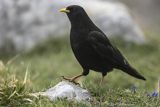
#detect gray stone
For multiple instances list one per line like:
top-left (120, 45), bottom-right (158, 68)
top-left (33, 81), bottom-right (91, 103)
top-left (0, 0), bottom-right (146, 52)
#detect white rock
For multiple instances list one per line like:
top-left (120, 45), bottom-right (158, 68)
top-left (0, 0), bottom-right (145, 52)
top-left (34, 81), bottom-right (91, 103)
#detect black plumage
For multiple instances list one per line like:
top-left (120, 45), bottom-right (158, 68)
top-left (60, 5), bottom-right (146, 82)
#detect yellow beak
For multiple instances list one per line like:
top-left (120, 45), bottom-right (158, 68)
top-left (59, 8), bottom-right (70, 13)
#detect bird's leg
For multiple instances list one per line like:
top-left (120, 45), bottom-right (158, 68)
top-left (100, 76), bottom-right (104, 85)
top-left (62, 69), bottom-right (89, 84)
top-left (100, 73), bottom-right (107, 85)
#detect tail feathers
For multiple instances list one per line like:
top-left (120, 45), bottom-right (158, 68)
top-left (121, 65), bottom-right (146, 81)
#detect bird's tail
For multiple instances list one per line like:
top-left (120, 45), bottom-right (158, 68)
top-left (120, 65), bottom-right (146, 81)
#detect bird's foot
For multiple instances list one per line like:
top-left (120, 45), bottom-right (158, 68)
top-left (61, 76), bottom-right (79, 85)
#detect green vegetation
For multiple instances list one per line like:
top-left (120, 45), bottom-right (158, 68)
top-left (0, 32), bottom-right (160, 107)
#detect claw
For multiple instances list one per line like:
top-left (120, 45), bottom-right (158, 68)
top-left (61, 76), bottom-right (78, 84)
top-left (61, 74), bottom-right (83, 85)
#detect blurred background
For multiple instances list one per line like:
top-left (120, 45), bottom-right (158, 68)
top-left (0, 0), bottom-right (159, 92)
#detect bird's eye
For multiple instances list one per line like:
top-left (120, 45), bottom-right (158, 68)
top-left (67, 7), bottom-right (74, 12)
top-left (68, 8), bottom-right (72, 12)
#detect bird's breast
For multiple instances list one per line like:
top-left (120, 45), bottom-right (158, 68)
top-left (70, 29), bottom-right (112, 72)
top-left (71, 38), bottom-right (104, 69)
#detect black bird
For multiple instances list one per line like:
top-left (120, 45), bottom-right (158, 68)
top-left (59, 5), bottom-right (146, 83)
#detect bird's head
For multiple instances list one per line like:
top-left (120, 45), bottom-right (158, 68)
top-left (59, 5), bottom-right (88, 24)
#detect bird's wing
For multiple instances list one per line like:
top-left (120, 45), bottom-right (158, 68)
top-left (87, 31), bottom-right (129, 67)
top-left (87, 31), bottom-right (146, 80)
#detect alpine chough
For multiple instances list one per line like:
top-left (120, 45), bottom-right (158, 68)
top-left (60, 5), bottom-right (146, 83)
